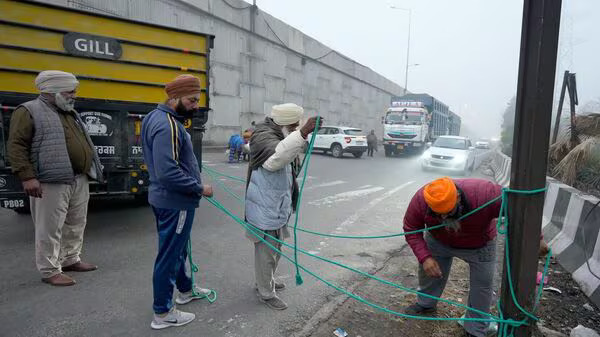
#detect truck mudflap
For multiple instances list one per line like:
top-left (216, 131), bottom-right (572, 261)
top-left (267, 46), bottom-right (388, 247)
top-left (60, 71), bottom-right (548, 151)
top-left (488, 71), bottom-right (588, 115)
top-left (0, 170), bottom-right (29, 211)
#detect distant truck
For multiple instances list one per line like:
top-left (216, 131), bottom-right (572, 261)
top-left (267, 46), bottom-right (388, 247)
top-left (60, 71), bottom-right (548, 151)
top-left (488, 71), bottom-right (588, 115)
top-left (0, 0), bottom-right (214, 212)
top-left (382, 93), bottom-right (460, 157)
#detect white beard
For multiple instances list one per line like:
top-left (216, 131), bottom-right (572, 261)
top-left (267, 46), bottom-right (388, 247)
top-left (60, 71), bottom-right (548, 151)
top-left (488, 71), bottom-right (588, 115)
top-left (282, 126), bottom-right (292, 137)
top-left (55, 93), bottom-right (75, 111)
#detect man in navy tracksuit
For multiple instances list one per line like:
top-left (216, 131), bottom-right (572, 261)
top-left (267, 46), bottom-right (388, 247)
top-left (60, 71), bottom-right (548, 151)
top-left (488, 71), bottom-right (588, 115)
top-left (142, 75), bottom-right (214, 330)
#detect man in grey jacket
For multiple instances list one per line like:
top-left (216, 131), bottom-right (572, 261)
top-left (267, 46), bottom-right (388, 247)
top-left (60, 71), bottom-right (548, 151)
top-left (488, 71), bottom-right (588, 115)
top-left (7, 70), bottom-right (103, 286)
top-left (245, 103), bottom-right (320, 310)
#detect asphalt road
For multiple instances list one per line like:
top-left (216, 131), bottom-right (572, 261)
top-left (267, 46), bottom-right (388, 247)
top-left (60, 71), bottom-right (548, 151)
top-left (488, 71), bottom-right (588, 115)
top-left (0, 148), bottom-right (492, 337)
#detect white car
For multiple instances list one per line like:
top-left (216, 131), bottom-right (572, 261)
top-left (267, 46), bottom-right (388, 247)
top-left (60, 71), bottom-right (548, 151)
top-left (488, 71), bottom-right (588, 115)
top-left (475, 141), bottom-right (491, 149)
top-left (421, 136), bottom-right (476, 175)
top-left (311, 126), bottom-right (368, 158)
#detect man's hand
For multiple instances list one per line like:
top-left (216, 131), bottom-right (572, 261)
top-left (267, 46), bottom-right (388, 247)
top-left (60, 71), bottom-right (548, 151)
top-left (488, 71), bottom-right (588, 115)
top-left (23, 178), bottom-right (42, 198)
top-left (202, 184), bottom-right (214, 198)
top-left (423, 257), bottom-right (443, 278)
top-left (539, 239), bottom-right (549, 257)
top-left (300, 116), bottom-right (323, 139)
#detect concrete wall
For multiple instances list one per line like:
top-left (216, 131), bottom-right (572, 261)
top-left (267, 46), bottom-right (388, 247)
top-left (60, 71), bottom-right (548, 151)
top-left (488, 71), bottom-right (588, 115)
top-left (45, 0), bottom-right (405, 145)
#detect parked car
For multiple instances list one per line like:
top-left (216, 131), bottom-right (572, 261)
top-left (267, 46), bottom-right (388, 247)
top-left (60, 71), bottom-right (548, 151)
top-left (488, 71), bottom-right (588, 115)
top-left (311, 126), bottom-right (368, 158)
top-left (421, 136), bottom-right (476, 175)
top-left (475, 141), bottom-right (491, 149)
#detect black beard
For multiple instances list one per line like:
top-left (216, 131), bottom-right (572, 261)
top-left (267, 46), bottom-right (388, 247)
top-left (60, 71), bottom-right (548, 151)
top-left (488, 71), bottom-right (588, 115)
top-left (175, 101), bottom-right (195, 117)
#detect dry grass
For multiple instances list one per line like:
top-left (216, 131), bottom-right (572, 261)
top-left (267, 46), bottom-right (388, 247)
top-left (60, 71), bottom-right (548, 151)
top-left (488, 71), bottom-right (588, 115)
top-left (550, 114), bottom-right (600, 194)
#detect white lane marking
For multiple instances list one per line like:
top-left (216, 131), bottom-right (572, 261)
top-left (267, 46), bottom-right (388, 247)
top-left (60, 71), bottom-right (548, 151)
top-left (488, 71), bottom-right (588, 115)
top-left (335, 181), bottom-right (414, 232)
top-left (358, 185), bottom-right (373, 189)
top-left (304, 180), bottom-right (347, 191)
top-left (308, 186), bottom-right (385, 206)
top-left (303, 182), bottom-right (414, 253)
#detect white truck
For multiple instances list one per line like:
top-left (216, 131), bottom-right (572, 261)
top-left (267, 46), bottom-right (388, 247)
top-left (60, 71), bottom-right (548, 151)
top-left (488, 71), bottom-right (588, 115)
top-left (382, 101), bottom-right (430, 156)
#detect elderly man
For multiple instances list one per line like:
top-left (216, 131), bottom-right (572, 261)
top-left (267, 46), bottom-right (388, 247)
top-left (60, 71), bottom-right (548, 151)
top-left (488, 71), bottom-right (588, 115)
top-left (142, 74), bottom-right (214, 330)
top-left (245, 103), bottom-right (321, 310)
top-left (7, 70), bottom-right (103, 286)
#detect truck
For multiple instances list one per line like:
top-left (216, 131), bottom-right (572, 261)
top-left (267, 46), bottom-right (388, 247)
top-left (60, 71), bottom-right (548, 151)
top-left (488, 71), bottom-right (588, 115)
top-left (382, 93), bottom-right (459, 157)
top-left (0, 0), bottom-right (214, 212)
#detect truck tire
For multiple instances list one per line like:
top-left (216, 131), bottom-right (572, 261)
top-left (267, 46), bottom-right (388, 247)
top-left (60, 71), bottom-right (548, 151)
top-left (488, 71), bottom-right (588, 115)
top-left (331, 144), bottom-right (343, 158)
top-left (14, 207), bottom-right (31, 215)
top-left (384, 147), bottom-right (392, 157)
top-left (134, 192), bottom-right (149, 205)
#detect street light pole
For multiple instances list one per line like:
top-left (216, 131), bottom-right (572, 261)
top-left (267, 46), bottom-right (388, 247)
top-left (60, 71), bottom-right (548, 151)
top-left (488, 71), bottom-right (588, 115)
top-left (404, 8), bottom-right (411, 95)
top-left (390, 6), bottom-right (412, 95)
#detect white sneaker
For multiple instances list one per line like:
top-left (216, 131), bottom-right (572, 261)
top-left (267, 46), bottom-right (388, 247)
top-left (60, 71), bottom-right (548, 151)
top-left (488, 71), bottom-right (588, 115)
top-left (175, 285), bottom-right (212, 305)
top-left (150, 307), bottom-right (195, 330)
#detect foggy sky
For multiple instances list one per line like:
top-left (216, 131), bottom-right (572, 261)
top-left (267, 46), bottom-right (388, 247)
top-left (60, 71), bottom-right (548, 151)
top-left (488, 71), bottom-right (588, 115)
top-left (246, 0), bottom-right (600, 140)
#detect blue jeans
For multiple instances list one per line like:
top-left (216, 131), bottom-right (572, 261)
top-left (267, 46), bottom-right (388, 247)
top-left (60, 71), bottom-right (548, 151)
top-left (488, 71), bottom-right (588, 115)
top-left (152, 207), bottom-right (195, 314)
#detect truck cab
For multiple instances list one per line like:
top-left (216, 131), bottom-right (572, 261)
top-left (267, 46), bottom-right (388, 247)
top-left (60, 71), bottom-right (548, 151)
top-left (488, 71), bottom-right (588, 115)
top-left (382, 102), bottom-right (430, 156)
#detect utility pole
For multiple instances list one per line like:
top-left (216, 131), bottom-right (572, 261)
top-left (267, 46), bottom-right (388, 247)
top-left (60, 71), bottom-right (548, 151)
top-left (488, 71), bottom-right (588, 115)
top-left (404, 8), bottom-right (411, 95)
top-left (499, 1), bottom-right (562, 337)
top-left (390, 6), bottom-right (412, 95)
top-left (552, 71), bottom-right (569, 144)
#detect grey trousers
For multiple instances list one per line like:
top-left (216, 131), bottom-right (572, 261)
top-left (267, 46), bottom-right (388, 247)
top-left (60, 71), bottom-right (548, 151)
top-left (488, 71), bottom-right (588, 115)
top-left (247, 226), bottom-right (290, 300)
top-left (254, 230), bottom-right (282, 300)
top-left (30, 175), bottom-right (90, 278)
top-left (417, 235), bottom-right (496, 337)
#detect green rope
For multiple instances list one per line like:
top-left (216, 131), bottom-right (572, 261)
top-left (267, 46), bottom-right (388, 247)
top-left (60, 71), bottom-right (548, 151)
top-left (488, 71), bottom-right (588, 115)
top-left (186, 239), bottom-right (217, 303)
top-left (205, 196), bottom-right (519, 325)
top-left (202, 165), bottom-right (246, 183)
top-left (201, 165), bottom-right (503, 240)
top-left (292, 117), bottom-right (321, 285)
top-left (197, 121), bottom-right (549, 335)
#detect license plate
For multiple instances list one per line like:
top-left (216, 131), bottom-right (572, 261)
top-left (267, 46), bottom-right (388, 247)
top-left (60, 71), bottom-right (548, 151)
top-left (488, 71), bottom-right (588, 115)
top-left (356, 141), bottom-right (364, 145)
top-left (397, 144), bottom-right (404, 150)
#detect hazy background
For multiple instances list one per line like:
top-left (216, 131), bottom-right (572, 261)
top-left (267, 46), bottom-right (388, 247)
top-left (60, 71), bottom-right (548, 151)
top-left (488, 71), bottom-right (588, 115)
top-left (245, 0), bottom-right (600, 140)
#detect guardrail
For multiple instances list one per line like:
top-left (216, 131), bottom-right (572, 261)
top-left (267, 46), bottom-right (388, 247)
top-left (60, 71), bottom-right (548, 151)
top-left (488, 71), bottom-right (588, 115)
top-left (489, 150), bottom-right (600, 306)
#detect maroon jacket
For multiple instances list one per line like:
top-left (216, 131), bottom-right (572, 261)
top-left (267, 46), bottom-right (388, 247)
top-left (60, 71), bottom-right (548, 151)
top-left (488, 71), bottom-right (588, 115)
top-left (403, 179), bottom-right (503, 264)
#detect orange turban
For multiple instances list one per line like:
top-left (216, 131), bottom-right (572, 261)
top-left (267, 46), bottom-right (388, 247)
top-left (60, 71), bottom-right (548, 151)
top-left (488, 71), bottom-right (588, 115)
top-left (165, 74), bottom-right (201, 99)
top-left (424, 177), bottom-right (458, 214)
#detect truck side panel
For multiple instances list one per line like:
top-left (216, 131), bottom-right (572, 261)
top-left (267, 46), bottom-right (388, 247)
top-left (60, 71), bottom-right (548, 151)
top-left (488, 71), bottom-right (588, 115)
top-left (0, 0), bottom-right (213, 211)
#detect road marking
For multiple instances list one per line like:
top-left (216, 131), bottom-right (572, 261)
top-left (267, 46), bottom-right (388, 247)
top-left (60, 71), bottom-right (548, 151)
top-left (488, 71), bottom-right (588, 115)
top-left (306, 181), bottom-right (414, 252)
top-left (358, 185), bottom-right (372, 189)
top-left (335, 181), bottom-right (414, 230)
top-left (304, 180), bottom-right (347, 191)
top-left (308, 186), bottom-right (385, 206)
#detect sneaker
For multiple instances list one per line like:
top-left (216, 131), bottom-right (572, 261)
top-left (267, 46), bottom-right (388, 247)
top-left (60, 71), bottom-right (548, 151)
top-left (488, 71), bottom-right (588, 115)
top-left (175, 285), bottom-right (212, 305)
top-left (150, 307), bottom-right (195, 330)
top-left (458, 314), bottom-right (497, 336)
top-left (404, 303), bottom-right (437, 315)
top-left (259, 296), bottom-right (288, 310)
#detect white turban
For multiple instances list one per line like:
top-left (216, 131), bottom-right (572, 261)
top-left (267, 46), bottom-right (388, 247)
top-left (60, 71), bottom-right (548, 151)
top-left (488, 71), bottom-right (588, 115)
top-left (271, 103), bottom-right (304, 126)
top-left (35, 70), bottom-right (79, 94)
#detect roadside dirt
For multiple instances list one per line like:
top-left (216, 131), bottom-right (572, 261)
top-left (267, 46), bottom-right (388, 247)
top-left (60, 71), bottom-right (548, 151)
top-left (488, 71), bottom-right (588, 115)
top-left (301, 238), bottom-right (599, 337)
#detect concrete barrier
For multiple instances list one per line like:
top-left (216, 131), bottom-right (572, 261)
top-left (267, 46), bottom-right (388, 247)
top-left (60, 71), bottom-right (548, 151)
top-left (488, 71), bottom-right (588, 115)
top-left (489, 150), bottom-right (600, 306)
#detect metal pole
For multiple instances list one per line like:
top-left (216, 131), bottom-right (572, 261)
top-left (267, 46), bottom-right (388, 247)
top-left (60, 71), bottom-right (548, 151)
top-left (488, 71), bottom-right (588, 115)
top-left (499, 1), bottom-right (562, 337)
top-left (404, 9), bottom-right (411, 95)
top-left (552, 71), bottom-right (569, 144)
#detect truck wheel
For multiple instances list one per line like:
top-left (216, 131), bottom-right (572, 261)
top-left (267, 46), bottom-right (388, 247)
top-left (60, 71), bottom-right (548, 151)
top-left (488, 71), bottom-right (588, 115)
top-left (134, 193), bottom-right (148, 205)
top-left (384, 147), bottom-right (392, 157)
top-left (331, 144), bottom-right (343, 158)
top-left (353, 152), bottom-right (363, 158)
top-left (14, 207), bottom-right (30, 215)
